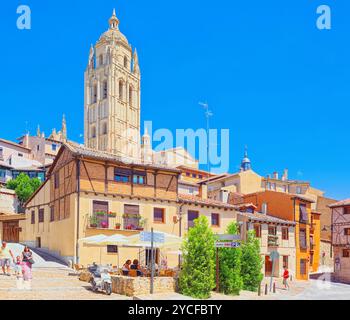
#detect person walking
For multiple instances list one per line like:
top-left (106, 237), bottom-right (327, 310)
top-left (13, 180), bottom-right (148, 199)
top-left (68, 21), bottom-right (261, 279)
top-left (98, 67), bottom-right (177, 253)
top-left (0, 241), bottom-right (14, 276)
top-left (21, 246), bottom-right (34, 285)
top-left (283, 266), bottom-right (290, 290)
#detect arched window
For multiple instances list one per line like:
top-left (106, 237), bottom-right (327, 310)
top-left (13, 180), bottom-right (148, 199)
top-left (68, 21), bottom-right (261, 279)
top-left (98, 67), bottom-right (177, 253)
top-left (102, 122), bottom-right (107, 135)
top-left (119, 80), bottom-right (124, 100)
top-left (91, 126), bottom-right (96, 138)
top-left (124, 56), bottom-right (128, 68)
top-left (92, 84), bottom-right (97, 103)
top-left (102, 81), bottom-right (108, 99)
top-left (129, 86), bottom-right (133, 106)
top-left (99, 54), bottom-right (103, 66)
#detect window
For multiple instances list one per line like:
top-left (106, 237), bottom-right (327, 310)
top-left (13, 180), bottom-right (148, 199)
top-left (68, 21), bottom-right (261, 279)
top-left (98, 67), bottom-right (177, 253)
top-left (102, 122), bottom-right (107, 135)
top-left (192, 174), bottom-right (197, 178)
top-left (54, 172), bottom-right (59, 189)
top-left (103, 81), bottom-right (108, 99)
top-left (344, 228), bottom-right (350, 236)
top-left (283, 185), bottom-right (287, 193)
top-left (343, 249), bottom-right (350, 258)
top-left (38, 209), bottom-right (44, 223)
top-left (282, 227), bottom-right (289, 240)
top-left (37, 145), bottom-right (40, 151)
top-left (129, 86), bottom-right (133, 106)
top-left (299, 203), bottom-right (308, 223)
top-left (254, 224), bottom-right (261, 238)
top-left (124, 56), bottom-right (128, 68)
top-left (154, 208), bottom-right (165, 223)
top-left (119, 81), bottom-right (124, 100)
top-left (18, 153), bottom-right (23, 157)
top-left (271, 183), bottom-right (276, 191)
top-left (99, 54), bottom-right (103, 66)
top-left (268, 226), bottom-right (277, 236)
top-left (344, 207), bottom-right (350, 215)
top-left (91, 126), bottom-right (96, 138)
top-left (300, 259), bottom-right (307, 275)
top-left (0, 147), bottom-right (3, 159)
top-left (92, 84), bottom-right (97, 103)
top-left (133, 175), bottom-right (145, 185)
top-left (52, 144), bottom-right (57, 151)
top-left (299, 228), bottom-right (307, 249)
top-left (262, 202), bottom-right (268, 214)
top-left (198, 175), bottom-right (203, 179)
top-left (107, 245), bottom-right (118, 253)
top-left (114, 168), bottom-right (131, 183)
top-left (31, 211), bottom-right (35, 224)
top-left (123, 205), bottom-right (140, 229)
top-left (283, 256), bottom-right (289, 268)
top-left (211, 213), bottom-right (220, 227)
top-left (186, 172), bottom-right (190, 177)
top-left (50, 207), bottom-right (55, 222)
top-left (188, 211), bottom-right (199, 229)
top-left (296, 186), bottom-right (302, 194)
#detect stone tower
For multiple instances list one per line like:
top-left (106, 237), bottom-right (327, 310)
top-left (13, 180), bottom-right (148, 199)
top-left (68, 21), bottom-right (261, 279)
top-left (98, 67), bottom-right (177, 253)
top-left (84, 9), bottom-right (141, 160)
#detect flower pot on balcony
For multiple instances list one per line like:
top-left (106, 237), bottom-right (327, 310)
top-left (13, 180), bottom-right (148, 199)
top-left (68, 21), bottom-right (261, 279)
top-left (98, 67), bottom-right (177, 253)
top-left (100, 221), bottom-right (108, 229)
top-left (115, 224), bottom-right (121, 230)
top-left (90, 223), bottom-right (97, 228)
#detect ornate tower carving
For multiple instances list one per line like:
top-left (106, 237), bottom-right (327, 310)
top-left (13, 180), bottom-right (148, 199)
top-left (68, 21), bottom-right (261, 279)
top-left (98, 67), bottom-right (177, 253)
top-left (84, 9), bottom-right (141, 160)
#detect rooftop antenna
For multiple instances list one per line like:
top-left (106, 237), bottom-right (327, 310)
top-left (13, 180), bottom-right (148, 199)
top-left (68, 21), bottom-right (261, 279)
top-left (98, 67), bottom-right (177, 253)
top-left (199, 102), bottom-right (213, 181)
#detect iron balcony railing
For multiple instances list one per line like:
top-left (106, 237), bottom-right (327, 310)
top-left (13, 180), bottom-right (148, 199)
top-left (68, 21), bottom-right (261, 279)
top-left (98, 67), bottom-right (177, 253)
top-left (88, 214), bottom-right (146, 231)
top-left (267, 235), bottom-right (279, 247)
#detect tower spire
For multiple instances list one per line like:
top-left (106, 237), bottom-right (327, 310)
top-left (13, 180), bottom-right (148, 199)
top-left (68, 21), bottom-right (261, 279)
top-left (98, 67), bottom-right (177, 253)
top-left (62, 114), bottom-right (67, 142)
top-left (109, 8), bottom-right (119, 30)
top-left (37, 125), bottom-right (41, 137)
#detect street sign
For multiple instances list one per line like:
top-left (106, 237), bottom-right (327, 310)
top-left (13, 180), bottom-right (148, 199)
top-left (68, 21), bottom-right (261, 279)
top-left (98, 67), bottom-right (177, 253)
top-left (140, 231), bottom-right (165, 243)
top-left (217, 234), bottom-right (241, 241)
top-left (215, 241), bottom-right (241, 248)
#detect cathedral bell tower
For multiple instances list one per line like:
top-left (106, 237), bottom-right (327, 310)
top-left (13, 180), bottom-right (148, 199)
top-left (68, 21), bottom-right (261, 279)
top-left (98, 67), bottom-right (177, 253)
top-left (84, 9), bottom-right (141, 160)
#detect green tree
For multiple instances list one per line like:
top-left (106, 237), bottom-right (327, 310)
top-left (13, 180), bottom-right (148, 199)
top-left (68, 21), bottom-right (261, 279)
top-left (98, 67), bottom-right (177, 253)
top-left (241, 230), bottom-right (264, 291)
top-left (179, 216), bottom-right (215, 299)
top-left (218, 222), bottom-right (243, 295)
top-left (6, 173), bottom-right (41, 206)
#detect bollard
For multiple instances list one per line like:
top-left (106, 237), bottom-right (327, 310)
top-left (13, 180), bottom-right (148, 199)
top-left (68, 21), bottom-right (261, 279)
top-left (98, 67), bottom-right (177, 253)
top-left (273, 282), bottom-right (276, 293)
top-left (265, 283), bottom-right (268, 295)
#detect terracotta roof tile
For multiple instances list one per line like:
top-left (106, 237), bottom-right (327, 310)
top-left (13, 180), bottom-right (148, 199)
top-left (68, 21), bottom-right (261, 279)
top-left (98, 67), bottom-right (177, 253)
top-left (178, 194), bottom-right (236, 209)
top-left (329, 199), bottom-right (350, 208)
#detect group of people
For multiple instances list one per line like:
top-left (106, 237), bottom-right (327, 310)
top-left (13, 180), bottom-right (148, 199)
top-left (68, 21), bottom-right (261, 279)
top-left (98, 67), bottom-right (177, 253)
top-left (0, 241), bottom-right (34, 282)
top-left (122, 259), bottom-right (162, 277)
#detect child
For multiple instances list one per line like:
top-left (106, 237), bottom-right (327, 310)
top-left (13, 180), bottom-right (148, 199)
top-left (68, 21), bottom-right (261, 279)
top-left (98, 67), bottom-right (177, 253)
top-left (14, 256), bottom-right (24, 289)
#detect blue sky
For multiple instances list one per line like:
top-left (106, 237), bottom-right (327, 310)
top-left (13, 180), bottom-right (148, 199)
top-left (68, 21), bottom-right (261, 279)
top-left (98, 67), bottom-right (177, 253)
top-left (0, 1), bottom-right (349, 200)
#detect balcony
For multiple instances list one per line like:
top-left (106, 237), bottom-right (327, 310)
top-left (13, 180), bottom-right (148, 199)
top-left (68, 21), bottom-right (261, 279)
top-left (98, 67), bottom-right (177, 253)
top-left (88, 212), bottom-right (147, 231)
top-left (267, 235), bottom-right (279, 247)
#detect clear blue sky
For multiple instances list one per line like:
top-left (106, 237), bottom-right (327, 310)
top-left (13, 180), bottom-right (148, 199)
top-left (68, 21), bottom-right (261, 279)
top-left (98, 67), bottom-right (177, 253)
top-left (0, 1), bottom-right (349, 200)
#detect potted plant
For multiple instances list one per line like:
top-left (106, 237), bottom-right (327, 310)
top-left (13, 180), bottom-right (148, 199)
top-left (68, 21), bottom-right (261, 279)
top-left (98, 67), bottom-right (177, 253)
top-left (138, 218), bottom-right (147, 231)
top-left (122, 214), bottom-right (129, 219)
top-left (108, 211), bottom-right (116, 218)
top-left (90, 216), bottom-right (98, 228)
top-left (115, 223), bottom-right (121, 230)
top-left (96, 211), bottom-right (106, 217)
top-left (101, 221), bottom-right (108, 229)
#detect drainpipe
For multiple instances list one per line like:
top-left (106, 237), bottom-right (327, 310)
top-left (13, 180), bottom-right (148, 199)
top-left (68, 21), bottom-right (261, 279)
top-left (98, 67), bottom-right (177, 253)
top-left (75, 158), bottom-right (81, 264)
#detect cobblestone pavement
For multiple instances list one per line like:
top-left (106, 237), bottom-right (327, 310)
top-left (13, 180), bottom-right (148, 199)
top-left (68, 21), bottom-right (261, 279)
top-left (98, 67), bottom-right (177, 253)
top-left (0, 267), bottom-right (131, 300)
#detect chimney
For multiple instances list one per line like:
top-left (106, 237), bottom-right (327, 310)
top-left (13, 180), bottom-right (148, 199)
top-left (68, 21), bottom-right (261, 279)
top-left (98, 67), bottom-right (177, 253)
top-left (199, 184), bottom-right (208, 200)
top-left (273, 172), bottom-right (279, 180)
top-left (282, 169), bottom-right (288, 181)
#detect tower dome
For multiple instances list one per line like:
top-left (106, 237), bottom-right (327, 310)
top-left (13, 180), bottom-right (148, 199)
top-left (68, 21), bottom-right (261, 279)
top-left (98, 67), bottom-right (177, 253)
top-left (240, 146), bottom-right (251, 172)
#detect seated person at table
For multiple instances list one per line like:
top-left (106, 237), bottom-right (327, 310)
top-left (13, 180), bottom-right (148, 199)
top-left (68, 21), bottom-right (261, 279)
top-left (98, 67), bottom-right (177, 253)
top-left (122, 260), bottom-right (131, 276)
top-left (130, 259), bottom-right (143, 277)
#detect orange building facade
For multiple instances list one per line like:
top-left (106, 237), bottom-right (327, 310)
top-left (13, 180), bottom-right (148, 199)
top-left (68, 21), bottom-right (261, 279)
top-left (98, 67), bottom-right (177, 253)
top-left (243, 191), bottom-right (320, 280)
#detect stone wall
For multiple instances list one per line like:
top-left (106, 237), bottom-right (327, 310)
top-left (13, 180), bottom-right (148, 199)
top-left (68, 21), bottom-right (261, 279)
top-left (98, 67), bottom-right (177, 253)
top-left (111, 276), bottom-right (176, 297)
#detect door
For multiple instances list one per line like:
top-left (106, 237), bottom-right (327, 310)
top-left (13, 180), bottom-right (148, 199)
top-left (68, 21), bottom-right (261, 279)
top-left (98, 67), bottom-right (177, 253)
top-left (3, 221), bottom-right (19, 243)
top-left (265, 255), bottom-right (273, 277)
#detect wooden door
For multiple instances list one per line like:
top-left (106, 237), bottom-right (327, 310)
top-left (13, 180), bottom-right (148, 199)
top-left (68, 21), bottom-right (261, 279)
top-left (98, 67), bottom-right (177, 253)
top-left (265, 255), bottom-right (273, 277)
top-left (3, 221), bottom-right (19, 243)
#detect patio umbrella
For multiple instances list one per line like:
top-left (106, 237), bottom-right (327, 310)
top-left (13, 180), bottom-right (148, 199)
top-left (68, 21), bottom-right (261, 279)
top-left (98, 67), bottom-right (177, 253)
top-left (85, 234), bottom-right (129, 267)
top-left (78, 234), bottom-right (109, 243)
top-left (125, 231), bottom-right (182, 248)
